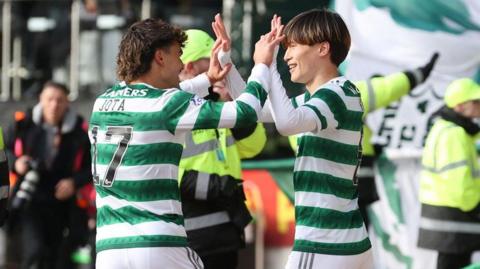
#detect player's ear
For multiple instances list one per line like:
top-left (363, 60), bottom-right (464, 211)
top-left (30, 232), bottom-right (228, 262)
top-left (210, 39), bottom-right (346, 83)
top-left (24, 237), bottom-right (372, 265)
top-left (153, 49), bottom-right (166, 66)
top-left (317, 41), bottom-right (330, 57)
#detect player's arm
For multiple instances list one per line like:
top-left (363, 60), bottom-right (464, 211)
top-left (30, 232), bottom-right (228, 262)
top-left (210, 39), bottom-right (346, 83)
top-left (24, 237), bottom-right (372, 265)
top-left (179, 73), bottom-right (211, 97)
top-left (217, 49), bottom-right (278, 122)
top-left (169, 63), bottom-right (270, 132)
top-left (169, 30), bottom-right (284, 132)
top-left (218, 49), bottom-right (310, 123)
top-left (266, 12), bottom-right (346, 136)
top-left (268, 63), bottom-right (337, 136)
top-left (214, 15), bottom-right (282, 123)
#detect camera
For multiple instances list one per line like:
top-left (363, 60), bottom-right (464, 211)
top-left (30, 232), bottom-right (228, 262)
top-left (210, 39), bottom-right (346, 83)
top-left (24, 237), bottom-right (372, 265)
top-left (11, 160), bottom-right (41, 211)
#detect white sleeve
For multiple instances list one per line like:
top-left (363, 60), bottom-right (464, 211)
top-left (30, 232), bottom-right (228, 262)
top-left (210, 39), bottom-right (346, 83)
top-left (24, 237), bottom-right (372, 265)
top-left (268, 64), bottom-right (319, 136)
top-left (175, 64), bottom-right (271, 131)
top-left (218, 50), bottom-right (246, 99)
top-left (179, 73), bottom-right (211, 97)
top-left (219, 49), bottom-right (274, 122)
top-left (259, 100), bottom-right (274, 122)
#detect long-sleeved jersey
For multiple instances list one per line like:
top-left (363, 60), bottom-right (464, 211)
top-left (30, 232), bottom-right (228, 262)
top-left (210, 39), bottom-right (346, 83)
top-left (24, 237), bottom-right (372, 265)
top-left (88, 64), bottom-right (270, 253)
top-left (219, 50), bottom-right (370, 255)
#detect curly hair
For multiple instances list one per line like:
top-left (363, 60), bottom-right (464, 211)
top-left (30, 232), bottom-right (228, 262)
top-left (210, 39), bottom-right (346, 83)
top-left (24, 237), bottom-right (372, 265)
top-left (116, 19), bottom-right (187, 83)
top-left (283, 9), bottom-right (351, 66)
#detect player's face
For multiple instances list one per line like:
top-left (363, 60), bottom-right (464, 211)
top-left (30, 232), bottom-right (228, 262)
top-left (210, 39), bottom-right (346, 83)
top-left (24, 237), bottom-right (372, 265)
top-left (162, 42), bottom-right (184, 87)
top-left (284, 41), bottom-right (319, 84)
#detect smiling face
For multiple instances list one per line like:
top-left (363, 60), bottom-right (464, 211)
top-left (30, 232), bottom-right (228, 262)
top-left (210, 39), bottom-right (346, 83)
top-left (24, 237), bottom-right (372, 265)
top-left (283, 42), bottom-right (321, 84)
top-left (281, 9), bottom-right (351, 91)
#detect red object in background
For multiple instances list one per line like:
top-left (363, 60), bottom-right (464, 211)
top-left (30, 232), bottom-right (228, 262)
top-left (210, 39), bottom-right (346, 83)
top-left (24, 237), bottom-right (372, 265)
top-left (77, 183), bottom-right (96, 217)
top-left (243, 170), bottom-right (295, 247)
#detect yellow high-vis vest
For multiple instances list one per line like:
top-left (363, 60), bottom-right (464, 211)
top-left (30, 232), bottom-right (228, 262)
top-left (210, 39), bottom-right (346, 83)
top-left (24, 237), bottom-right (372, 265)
top-left (179, 124), bottom-right (266, 181)
top-left (420, 119), bottom-right (480, 212)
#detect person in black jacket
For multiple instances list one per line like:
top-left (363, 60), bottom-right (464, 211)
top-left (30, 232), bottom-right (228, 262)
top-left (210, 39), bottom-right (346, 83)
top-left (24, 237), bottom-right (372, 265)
top-left (4, 81), bottom-right (92, 269)
top-left (0, 127), bottom-right (9, 227)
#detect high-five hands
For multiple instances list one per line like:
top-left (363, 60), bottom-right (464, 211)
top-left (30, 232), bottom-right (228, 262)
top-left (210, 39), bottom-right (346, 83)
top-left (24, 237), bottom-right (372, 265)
top-left (270, 14), bottom-right (283, 66)
top-left (206, 13), bottom-right (237, 84)
top-left (206, 33), bottom-right (232, 84)
top-left (254, 14), bottom-right (285, 66)
top-left (207, 13), bottom-right (284, 82)
top-left (212, 14), bottom-right (231, 53)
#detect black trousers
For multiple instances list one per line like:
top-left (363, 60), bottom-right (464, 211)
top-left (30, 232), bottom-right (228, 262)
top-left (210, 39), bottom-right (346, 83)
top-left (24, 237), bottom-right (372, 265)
top-left (437, 252), bottom-right (471, 269)
top-left (201, 251), bottom-right (239, 269)
top-left (20, 205), bottom-right (67, 269)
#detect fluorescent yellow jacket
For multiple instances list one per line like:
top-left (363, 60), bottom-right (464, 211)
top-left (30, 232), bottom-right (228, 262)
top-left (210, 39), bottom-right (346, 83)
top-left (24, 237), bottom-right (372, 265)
top-left (289, 72), bottom-right (411, 154)
top-left (419, 119), bottom-right (480, 212)
top-left (179, 124), bottom-right (266, 181)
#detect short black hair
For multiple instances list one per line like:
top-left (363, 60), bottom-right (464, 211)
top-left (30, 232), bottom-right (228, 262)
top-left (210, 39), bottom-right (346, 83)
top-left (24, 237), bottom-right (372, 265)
top-left (42, 81), bottom-right (70, 95)
top-left (283, 9), bottom-right (351, 66)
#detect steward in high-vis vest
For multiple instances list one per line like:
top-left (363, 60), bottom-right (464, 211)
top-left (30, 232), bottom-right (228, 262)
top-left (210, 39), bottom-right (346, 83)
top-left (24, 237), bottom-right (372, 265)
top-left (178, 29), bottom-right (267, 268)
top-left (418, 78), bottom-right (480, 269)
top-left (289, 53), bottom-right (439, 227)
top-left (0, 127), bottom-right (10, 226)
top-left (179, 123), bottom-right (265, 260)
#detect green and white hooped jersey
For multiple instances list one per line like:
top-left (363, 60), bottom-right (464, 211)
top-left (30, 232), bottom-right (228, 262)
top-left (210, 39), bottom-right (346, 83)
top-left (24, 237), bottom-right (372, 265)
top-left (291, 77), bottom-right (371, 255)
top-left (89, 65), bottom-right (270, 253)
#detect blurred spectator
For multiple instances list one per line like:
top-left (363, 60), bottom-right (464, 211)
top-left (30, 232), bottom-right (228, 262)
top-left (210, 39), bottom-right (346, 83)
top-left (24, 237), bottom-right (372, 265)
top-left (418, 78), bottom-right (480, 269)
top-left (79, 0), bottom-right (138, 95)
top-left (4, 81), bottom-right (91, 269)
top-left (12, 1), bottom-right (71, 96)
top-left (0, 127), bottom-right (9, 227)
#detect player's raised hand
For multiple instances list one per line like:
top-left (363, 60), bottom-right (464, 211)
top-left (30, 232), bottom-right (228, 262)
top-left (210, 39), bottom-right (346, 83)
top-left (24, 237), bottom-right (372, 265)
top-left (212, 14), bottom-right (231, 52)
top-left (253, 18), bottom-right (285, 66)
top-left (206, 39), bottom-right (232, 84)
top-left (270, 14), bottom-right (283, 64)
top-left (271, 14), bottom-right (283, 37)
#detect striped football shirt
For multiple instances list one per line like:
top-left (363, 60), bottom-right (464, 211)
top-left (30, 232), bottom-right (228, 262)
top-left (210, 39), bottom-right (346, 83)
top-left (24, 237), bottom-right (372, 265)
top-left (88, 65), bottom-right (269, 253)
top-left (291, 77), bottom-right (371, 255)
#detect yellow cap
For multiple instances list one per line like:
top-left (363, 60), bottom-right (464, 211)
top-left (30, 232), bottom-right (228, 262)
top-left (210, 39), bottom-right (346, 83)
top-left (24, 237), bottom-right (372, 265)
top-left (180, 29), bottom-right (214, 64)
top-left (444, 78), bottom-right (480, 108)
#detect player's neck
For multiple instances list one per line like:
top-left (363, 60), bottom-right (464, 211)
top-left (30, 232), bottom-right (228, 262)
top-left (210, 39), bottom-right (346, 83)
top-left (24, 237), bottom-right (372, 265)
top-left (305, 65), bottom-right (339, 94)
top-left (130, 72), bottom-right (174, 90)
